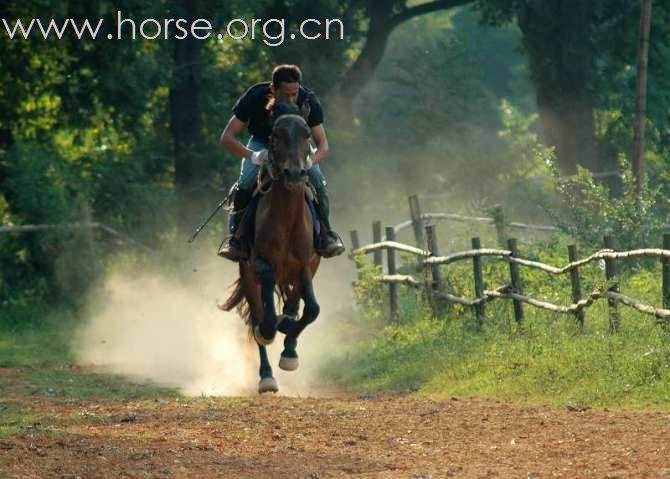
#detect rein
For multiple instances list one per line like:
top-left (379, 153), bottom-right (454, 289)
top-left (252, 121), bottom-right (315, 198)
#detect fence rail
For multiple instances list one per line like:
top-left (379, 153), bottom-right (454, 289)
top-left (393, 213), bottom-right (559, 234)
top-left (348, 195), bottom-right (670, 328)
top-left (0, 222), bottom-right (153, 254)
top-left (351, 232), bottom-right (670, 325)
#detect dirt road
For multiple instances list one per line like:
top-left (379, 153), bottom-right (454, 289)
top-left (2, 382), bottom-right (670, 478)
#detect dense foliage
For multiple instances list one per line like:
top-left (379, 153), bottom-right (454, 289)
top-left (1, 1), bottom-right (670, 329)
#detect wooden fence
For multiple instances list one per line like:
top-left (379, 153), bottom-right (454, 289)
top-left (348, 195), bottom-right (670, 328)
top-left (0, 222), bottom-right (153, 254)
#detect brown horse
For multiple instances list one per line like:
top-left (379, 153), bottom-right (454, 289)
top-left (221, 111), bottom-right (321, 393)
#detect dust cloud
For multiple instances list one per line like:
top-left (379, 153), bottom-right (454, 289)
top-left (73, 242), bottom-right (360, 398)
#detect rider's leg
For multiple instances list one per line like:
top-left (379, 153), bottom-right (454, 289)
top-left (218, 139), bottom-right (266, 261)
top-left (307, 164), bottom-right (345, 258)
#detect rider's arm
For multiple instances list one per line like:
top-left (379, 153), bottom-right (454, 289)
top-left (310, 124), bottom-right (329, 164)
top-left (219, 115), bottom-right (253, 160)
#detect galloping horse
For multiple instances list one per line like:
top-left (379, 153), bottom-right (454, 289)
top-left (221, 108), bottom-right (321, 393)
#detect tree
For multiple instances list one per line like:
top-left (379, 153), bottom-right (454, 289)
top-left (169, 0), bottom-right (206, 238)
top-left (477, 0), bottom-right (599, 174)
top-left (244, 1), bottom-right (475, 125)
top-left (476, 0), bottom-right (670, 176)
top-left (331, 0), bottom-right (478, 124)
top-left (0, 0), bottom-right (170, 300)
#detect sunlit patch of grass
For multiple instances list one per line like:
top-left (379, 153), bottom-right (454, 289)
top-left (18, 369), bottom-right (180, 402)
top-left (0, 311), bottom-right (181, 405)
top-left (324, 305), bottom-right (670, 411)
top-left (0, 425), bottom-right (22, 438)
top-left (0, 402), bottom-right (43, 438)
top-left (0, 313), bottom-right (73, 368)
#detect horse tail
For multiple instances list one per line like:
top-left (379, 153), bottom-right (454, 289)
top-left (219, 276), bottom-right (286, 338)
top-left (219, 279), bottom-right (252, 328)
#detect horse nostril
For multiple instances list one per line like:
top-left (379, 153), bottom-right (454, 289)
top-left (284, 168), bottom-right (290, 176)
top-left (300, 169), bottom-right (307, 177)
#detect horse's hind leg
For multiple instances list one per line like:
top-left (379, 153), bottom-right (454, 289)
top-left (296, 270), bottom-right (320, 337)
top-left (257, 344), bottom-right (278, 393)
top-left (253, 257), bottom-right (278, 345)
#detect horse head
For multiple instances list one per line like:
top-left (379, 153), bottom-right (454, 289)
top-left (268, 103), bottom-right (312, 191)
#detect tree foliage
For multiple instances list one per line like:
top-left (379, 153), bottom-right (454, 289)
top-left (1, 0), bottom-right (670, 321)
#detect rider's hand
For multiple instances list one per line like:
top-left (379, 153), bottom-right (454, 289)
top-left (250, 149), bottom-right (268, 165)
top-left (306, 145), bottom-right (317, 169)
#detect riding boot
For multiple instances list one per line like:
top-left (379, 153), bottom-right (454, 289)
top-left (218, 186), bottom-right (253, 262)
top-left (314, 186), bottom-right (345, 258)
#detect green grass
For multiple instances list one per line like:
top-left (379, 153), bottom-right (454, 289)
top-left (0, 316), bottom-right (73, 368)
top-left (323, 303), bottom-right (670, 411)
top-left (0, 403), bottom-right (41, 438)
top-left (0, 310), bottom-right (181, 439)
top-left (11, 369), bottom-right (179, 401)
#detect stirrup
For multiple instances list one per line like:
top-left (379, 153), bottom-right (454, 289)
top-left (317, 231), bottom-right (345, 258)
top-left (217, 236), bottom-right (248, 262)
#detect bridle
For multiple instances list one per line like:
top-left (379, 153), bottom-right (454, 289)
top-left (265, 114), bottom-right (312, 184)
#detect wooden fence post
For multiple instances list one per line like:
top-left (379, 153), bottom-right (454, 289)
top-left (386, 226), bottom-right (398, 323)
top-left (408, 195), bottom-right (425, 249)
top-left (661, 234), bottom-right (670, 330)
top-left (604, 235), bottom-right (620, 333)
top-left (491, 205), bottom-right (507, 248)
top-left (568, 244), bottom-right (585, 327)
top-left (425, 225), bottom-right (444, 290)
top-left (425, 224), bottom-right (444, 319)
top-left (507, 238), bottom-right (524, 323)
top-left (663, 234), bottom-right (670, 309)
top-left (349, 229), bottom-right (361, 280)
top-left (472, 237), bottom-right (486, 325)
top-left (349, 230), bottom-right (360, 251)
top-left (372, 220), bottom-right (382, 267)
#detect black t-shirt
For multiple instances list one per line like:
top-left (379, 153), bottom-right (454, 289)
top-left (232, 82), bottom-right (324, 144)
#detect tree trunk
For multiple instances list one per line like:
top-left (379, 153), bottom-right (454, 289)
top-left (0, 127), bottom-right (15, 203)
top-left (327, 0), bottom-right (474, 126)
top-left (325, 1), bottom-right (393, 126)
top-left (633, 0), bottom-right (652, 200)
top-left (518, 0), bottom-right (600, 175)
top-left (170, 0), bottom-right (204, 239)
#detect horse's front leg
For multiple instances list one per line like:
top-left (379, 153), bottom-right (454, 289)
top-left (253, 257), bottom-right (277, 345)
top-left (296, 269), bottom-right (320, 336)
top-left (279, 270), bottom-right (320, 371)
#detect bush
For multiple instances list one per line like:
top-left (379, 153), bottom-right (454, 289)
top-left (546, 155), bottom-right (668, 252)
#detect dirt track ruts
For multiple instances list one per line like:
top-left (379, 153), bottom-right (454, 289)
top-left (2, 390), bottom-right (670, 478)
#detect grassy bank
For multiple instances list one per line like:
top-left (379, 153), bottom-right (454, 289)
top-left (324, 252), bottom-right (670, 411)
top-left (324, 309), bottom-right (670, 410)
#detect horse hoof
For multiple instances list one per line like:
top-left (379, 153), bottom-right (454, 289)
top-left (258, 376), bottom-right (278, 394)
top-left (279, 354), bottom-right (299, 371)
top-left (254, 325), bottom-right (274, 346)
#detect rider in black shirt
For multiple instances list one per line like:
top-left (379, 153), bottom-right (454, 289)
top-left (217, 64), bottom-right (345, 261)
